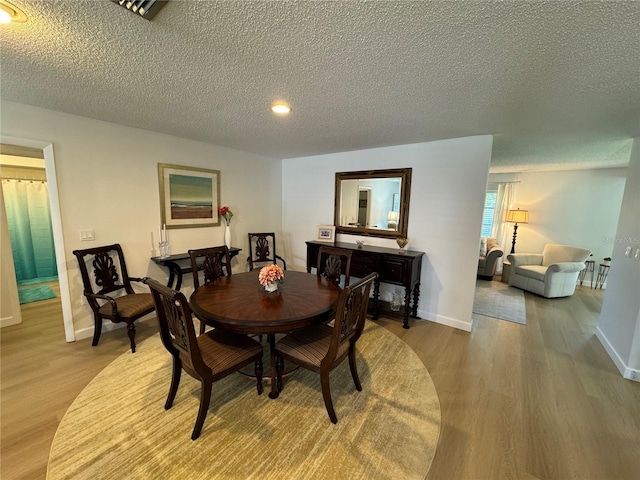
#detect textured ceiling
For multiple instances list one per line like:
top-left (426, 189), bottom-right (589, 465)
top-left (1, 1), bottom-right (638, 171)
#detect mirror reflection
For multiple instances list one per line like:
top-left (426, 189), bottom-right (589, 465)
top-left (334, 168), bottom-right (412, 239)
top-left (337, 178), bottom-right (402, 230)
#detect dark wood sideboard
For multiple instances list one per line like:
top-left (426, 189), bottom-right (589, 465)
top-left (306, 241), bottom-right (424, 328)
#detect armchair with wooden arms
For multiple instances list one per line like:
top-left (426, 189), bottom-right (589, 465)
top-left (247, 232), bottom-right (287, 271)
top-left (73, 244), bottom-right (155, 353)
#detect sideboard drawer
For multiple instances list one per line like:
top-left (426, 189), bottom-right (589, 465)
top-left (351, 254), bottom-right (376, 277)
top-left (381, 258), bottom-right (407, 285)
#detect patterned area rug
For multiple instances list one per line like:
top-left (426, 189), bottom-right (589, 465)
top-left (17, 285), bottom-right (56, 304)
top-left (48, 321), bottom-right (441, 480)
top-left (473, 280), bottom-right (527, 325)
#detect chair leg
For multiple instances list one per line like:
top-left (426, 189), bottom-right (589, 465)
top-left (320, 370), bottom-right (337, 424)
top-left (348, 346), bottom-right (362, 391)
top-left (199, 320), bottom-right (206, 335)
top-left (255, 358), bottom-right (263, 395)
top-left (275, 352), bottom-right (284, 393)
top-left (91, 314), bottom-right (102, 346)
top-left (192, 379), bottom-right (213, 441)
top-left (126, 322), bottom-right (137, 353)
top-left (165, 357), bottom-right (182, 410)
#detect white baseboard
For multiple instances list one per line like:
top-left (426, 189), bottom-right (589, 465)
top-left (0, 315), bottom-right (21, 328)
top-left (417, 309), bottom-right (472, 332)
top-left (595, 326), bottom-right (638, 381)
top-left (74, 316), bottom-right (156, 342)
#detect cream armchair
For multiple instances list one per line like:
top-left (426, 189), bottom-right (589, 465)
top-left (507, 244), bottom-right (591, 298)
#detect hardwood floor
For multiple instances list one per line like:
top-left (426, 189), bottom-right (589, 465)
top-left (2, 283), bottom-right (639, 479)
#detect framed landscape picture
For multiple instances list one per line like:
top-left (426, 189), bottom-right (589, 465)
top-left (158, 163), bottom-right (221, 229)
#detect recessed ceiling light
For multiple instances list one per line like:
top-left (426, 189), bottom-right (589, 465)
top-left (0, 0), bottom-right (27, 23)
top-left (271, 104), bottom-right (291, 115)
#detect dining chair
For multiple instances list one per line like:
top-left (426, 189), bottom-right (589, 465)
top-left (188, 245), bottom-right (232, 333)
top-left (247, 232), bottom-right (287, 271)
top-left (274, 272), bottom-right (377, 423)
top-left (73, 244), bottom-right (155, 353)
top-left (316, 245), bottom-right (352, 288)
top-left (145, 278), bottom-right (263, 440)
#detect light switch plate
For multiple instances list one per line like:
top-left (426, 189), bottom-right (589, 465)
top-left (625, 246), bottom-right (632, 257)
top-left (80, 230), bottom-right (95, 241)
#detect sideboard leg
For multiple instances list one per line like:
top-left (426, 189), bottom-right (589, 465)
top-left (372, 278), bottom-right (381, 320)
top-left (411, 283), bottom-right (421, 318)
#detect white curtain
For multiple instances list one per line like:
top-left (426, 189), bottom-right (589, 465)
top-left (491, 182), bottom-right (513, 274)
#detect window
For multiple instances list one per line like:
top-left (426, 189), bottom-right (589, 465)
top-left (481, 189), bottom-right (498, 237)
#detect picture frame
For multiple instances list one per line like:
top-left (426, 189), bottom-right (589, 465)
top-left (315, 225), bottom-right (336, 243)
top-left (158, 163), bottom-right (221, 229)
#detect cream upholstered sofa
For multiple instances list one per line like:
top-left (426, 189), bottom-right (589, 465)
top-left (507, 244), bottom-right (591, 298)
top-left (478, 237), bottom-right (504, 280)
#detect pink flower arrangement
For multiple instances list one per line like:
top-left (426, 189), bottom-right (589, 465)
top-left (219, 206), bottom-right (233, 225)
top-left (258, 264), bottom-right (284, 286)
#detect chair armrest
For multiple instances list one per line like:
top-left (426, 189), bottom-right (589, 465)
top-left (485, 248), bottom-right (503, 262)
top-left (507, 253), bottom-right (543, 267)
top-left (128, 277), bottom-right (146, 283)
top-left (85, 292), bottom-right (118, 314)
top-left (546, 262), bottom-right (586, 274)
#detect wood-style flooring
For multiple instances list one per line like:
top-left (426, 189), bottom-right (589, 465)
top-left (2, 281), bottom-right (639, 479)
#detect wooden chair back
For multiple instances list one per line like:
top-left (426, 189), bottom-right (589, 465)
top-left (145, 278), bottom-right (206, 376)
top-left (316, 246), bottom-right (352, 287)
top-left (247, 232), bottom-right (287, 270)
top-left (188, 246), bottom-right (232, 291)
top-left (327, 272), bottom-right (377, 364)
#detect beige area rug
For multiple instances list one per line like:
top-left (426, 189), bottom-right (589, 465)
top-left (47, 321), bottom-right (440, 480)
top-left (473, 280), bottom-right (527, 325)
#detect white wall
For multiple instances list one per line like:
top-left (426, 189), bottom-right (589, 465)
top-left (597, 137), bottom-right (640, 380)
top-left (282, 136), bottom-right (493, 331)
top-left (1, 101), bottom-right (282, 340)
top-left (489, 168), bottom-right (627, 265)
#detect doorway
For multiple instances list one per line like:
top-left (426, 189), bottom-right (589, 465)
top-left (0, 140), bottom-right (74, 341)
top-left (357, 188), bottom-right (370, 227)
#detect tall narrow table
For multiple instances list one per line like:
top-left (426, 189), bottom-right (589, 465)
top-left (189, 270), bottom-right (340, 399)
top-left (151, 247), bottom-right (241, 290)
top-left (306, 240), bottom-right (424, 328)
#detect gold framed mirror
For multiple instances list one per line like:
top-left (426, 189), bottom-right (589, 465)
top-left (334, 168), bottom-right (412, 239)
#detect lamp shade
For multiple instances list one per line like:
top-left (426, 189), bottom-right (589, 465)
top-left (506, 209), bottom-right (529, 224)
top-left (387, 211), bottom-right (399, 222)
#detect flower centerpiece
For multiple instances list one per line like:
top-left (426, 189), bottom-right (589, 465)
top-left (259, 264), bottom-right (284, 292)
top-left (219, 206), bottom-right (233, 225)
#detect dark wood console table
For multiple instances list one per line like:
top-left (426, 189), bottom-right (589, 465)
top-left (306, 241), bottom-right (424, 329)
top-left (151, 247), bottom-right (241, 290)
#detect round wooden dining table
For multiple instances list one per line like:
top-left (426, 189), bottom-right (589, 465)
top-left (189, 270), bottom-right (340, 398)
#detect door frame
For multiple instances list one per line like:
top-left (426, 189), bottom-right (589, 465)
top-left (1, 135), bottom-right (75, 342)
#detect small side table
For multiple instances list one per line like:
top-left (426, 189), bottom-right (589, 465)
top-left (595, 263), bottom-right (610, 289)
top-left (501, 260), bottom-right (512, 284)
top-left (579, 260), bottom-right (595, 288)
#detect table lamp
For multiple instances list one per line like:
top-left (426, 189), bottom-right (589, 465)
top-left (506, 208), bottom-right (529, 254)
top-left (387, 211), bottom-right (399, 230)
